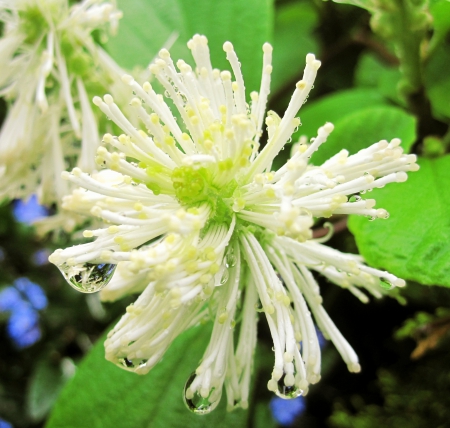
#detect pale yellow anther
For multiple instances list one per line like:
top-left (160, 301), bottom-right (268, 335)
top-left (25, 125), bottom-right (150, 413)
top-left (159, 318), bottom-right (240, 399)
top-left (200, 274), bottom-right (212, 284)
top-left (296, 80), bottom-right (307, 90)
top-left (103, 133), bottom-right (113, 143)
top-left (209, 263), bottom-right (220, 274)
top-left (218, 311), bottom-right (228, 324)
top-left (265, 188), bottom-right (276, 198)
top-left (114, 235), bottom-right (124, 244)
top-left (108, 225), bottom-right (119, 234)
top-left (83, 230), bottom-right (94, 238)
top-left (265, 304), bottom-right (275, 315)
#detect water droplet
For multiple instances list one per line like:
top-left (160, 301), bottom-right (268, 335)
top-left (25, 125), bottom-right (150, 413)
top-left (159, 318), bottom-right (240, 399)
top-left (183, 372), bottom-right (221, 415)
top-left (379, 277), bottom-right (393, 290)
top-left (220, 269), bottom-right (229, 285)
top-left (226, 249), bottom-right (236, 267)
top-left (349, 194), bottom-right (362, 202)
top-left (57, 262), bottom-right (116, 293)
top-left (275, 375), bottom-right (303, 399)
top-left (118, 357), bottom-right (135, 368)
top-left (254, 300), bottom-right (264, 312)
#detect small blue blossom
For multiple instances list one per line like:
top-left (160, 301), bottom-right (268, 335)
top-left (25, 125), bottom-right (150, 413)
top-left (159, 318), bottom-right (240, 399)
top-left (7, 306), bottom-right (42, 348)
top-left (0, 418), bottom-right (13, 428)
top-left (14, 277), bottom-right (48, 310)
top-left (0, 278), bottom-right (47, 348)
top-left (0, 287), bottom-right (23, 312)
top-left (12, 195), bottom-right (49, 224)
top-left (32, 249), bottom-right (51, 266)
top-left (270, 395), bottom-right (306, 426)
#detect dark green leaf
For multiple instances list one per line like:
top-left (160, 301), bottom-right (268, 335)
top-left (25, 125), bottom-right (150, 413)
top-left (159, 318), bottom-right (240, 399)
top-left (310, 105), bottom-right (416, 165)
top-left (424, 43), bottom-right (450, 120)
top-left (26, 359), bottom-right (69, 422)
top-left (46, 324), bottom-right (249, 428)
top-left (106, 0), bottom-right (274, 92)
top-left (354, 53), bottom-right (404, 107)
top-left (348, 155), bottom-right (450, 287)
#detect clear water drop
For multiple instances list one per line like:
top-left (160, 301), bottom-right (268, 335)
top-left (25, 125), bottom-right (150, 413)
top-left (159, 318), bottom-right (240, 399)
top-left (226, 248), bottom-right (236, 267)
top-left (349, 194), bottom-right (362, 203)
top-left (275, 375), bottom-right (303, 399)
top-left (118, 357), bottom-right (135, 368)
top-left (57, 262), bottom-right (117, 293)
top-left (183, 372), bottom-right (221, 415)
top-left (220, 269), bottom-right (229, 285)
top-left (379, 277), bottom-right (393, 290)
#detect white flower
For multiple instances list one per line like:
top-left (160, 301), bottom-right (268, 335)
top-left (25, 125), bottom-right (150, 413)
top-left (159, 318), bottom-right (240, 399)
top-left (0, 0), bottom-right (124, 207)
top-left (49, 34), bottom-right (419, 414)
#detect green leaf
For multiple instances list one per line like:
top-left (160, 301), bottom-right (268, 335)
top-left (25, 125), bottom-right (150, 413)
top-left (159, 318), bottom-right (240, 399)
top-left (354, 53), bottom-right (405, 107)
top-left (429, 1), bottom-right (450, 52)
top-left (26, 359), bottom-right (69, 422)
top-left (46, 324), bottom-right (249, 428)
top-left (424, 43), bottom-right (450, 120)
top-left (295, 89), bottom-right (386, 144)
top-left (106, 0), bottom-right (274, 92)
top-left (348, 155), bottom-right (450, 287)
top-left (271, 1), bottom-right (318, 94)
top-left (309, 105), bottom-right (416, 166)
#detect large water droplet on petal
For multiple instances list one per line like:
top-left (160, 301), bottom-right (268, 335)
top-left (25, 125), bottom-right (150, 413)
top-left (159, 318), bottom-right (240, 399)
top-left (57, 262), bottom-right (117, 293)
top-left (183, 372), bottom-right (221, 415)
top-left (275, 375), bottom-right (303, 399)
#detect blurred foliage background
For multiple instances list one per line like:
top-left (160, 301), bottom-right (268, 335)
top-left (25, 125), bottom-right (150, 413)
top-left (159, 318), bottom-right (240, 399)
top-left (1, 0), bottom-right (450, 427)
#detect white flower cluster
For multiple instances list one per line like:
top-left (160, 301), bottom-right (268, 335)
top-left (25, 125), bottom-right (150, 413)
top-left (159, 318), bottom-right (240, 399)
top-left (49, 35), bottom-right (418, 414)
top-left (0, 0), bottom-right (124, 209)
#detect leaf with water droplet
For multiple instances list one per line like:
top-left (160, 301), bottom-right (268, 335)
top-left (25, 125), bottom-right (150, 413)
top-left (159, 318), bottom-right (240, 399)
top-left (57, 262), bottom-right (116, 293)
top-left (46, 324), bottom-right (250, 428)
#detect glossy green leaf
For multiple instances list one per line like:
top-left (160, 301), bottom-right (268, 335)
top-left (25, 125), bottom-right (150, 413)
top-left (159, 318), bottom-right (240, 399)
top-left (106, 0), bottom-right (274, 92)
top-left (311, 106), bottom-right (416, 165)
top-left (271, 1), bottom-right (318, 94)
top-left (348, 155), bottom-right (450, 287)
top-left (46, 325), bottom-right (249, 428)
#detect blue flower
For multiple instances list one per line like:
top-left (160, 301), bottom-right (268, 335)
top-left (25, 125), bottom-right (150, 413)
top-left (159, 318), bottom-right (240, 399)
top-left (270, 395), bottom-right (306, 426)
top-left (0, 287), bottom-right (22, 312)
top-left (0, 418), bottom-right (13, 428)
top-left (0, 278), bottom-right (47, 348)
top-left (7, 306), bottom-right (42, 349)
top-left (12, 195), bottom-right (49, 224)
top-left (14, 277), bottom-right (48, 310)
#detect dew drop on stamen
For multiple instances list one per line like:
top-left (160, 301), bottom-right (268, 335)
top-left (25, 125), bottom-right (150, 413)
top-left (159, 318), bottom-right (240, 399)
top-left (57, 262), bottom-right (117, 293)
top-left (379, 277), bottom-right (394, 290)
top-left (275, 374), bottom-right (303, 399)
top-left (220, 269), bottom-right (229, 285)
top-left (226, 248), bottom-right (236, 267)
top-left (183, 372), bottom-right (221, 415)
top-left (349, 194), bottom-right (361, 203)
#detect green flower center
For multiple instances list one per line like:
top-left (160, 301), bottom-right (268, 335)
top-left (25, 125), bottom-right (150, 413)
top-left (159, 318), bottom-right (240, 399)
top-left (171, 166), bottom-right (237, 221)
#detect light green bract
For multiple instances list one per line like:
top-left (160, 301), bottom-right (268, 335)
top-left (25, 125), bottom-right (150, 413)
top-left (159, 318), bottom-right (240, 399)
top-left (49, 35), bottom-right (419, 414)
